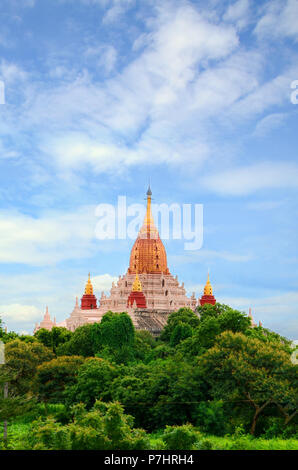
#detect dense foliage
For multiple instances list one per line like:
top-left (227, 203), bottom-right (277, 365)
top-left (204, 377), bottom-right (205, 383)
top-left (0, 305), bottom-right (297, 450)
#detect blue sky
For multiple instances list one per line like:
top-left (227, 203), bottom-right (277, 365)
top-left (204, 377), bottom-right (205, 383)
top-left (0, 0), bottom-right (297, 339)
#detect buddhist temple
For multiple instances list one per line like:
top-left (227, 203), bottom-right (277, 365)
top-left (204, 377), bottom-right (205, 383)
top-left (64, 186), bottom-right (198, 334)
top-left (34, 187), bottom-right (224, 335)
top-left (34, 306), bottom-right (56, 333)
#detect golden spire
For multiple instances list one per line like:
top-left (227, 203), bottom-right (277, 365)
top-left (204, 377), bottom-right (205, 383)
top-left (85, 273), bottom-right (94, 295)
top-left (139, 185), bottom-right (158, 239)
top-left (204, 272), bottom-right (213, 296)
top-left (132, 271), bottom-right (142, 292)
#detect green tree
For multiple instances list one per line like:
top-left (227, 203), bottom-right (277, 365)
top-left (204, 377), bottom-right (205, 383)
top-left (245, 325), bottom-right (292, 352)
top-left (98, 312), bottom-right (135, 364)
top-left (34, 328), bottom-right (52, 348)
top-left (100, 312), bottom-right (135, 349)
top-left (111, 357), bottom-right (205, 431)
top-left (4, 340), bottom-right (54, 395)
top-left (160, 308), bottom-right (200, 342)
top-left (194, 317), bottom-right (221, 349)
top-left (0, 366), bottom-right (33, 448)
top-left (65, 357), bottom-right (117, 408)
top-left (35, 356), bottom-right (85, 403)
top-left (57, 324), bottom-right (96, 357)
top-left (200, 331), bottom-right (298, 435)
top-left (195, 400), bottom-right (228, 436)
top-left (197, 303), bottom-right (237, 322)
top-left (170, 322), bottom-right (193, 347)
top-left (35, 327), bottom-right (72, 353)
top-left (0, 320), bottom-right (19, 344)
top-left (218, 309), bottom-right (252, 333)
top-left (133, 330), bottom-right (156, 361)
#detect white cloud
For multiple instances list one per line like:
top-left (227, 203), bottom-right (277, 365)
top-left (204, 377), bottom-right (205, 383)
top-left (246, 200), bottom-right (285, 211)
top-left (253, 113), bottom-right (287, 136)
top-left (45, 128), bottom-right (210, 174)
top-left (0, 207), bottom-right (98, 266)
top-left (223, 0), bottom-right (251, 30)
top-left (188, 49), bottom-right (262, 118)
top-left (0, 304), bottom-right (41, 322)
top-left (170, 249), bottom-right (254, 265)
top-left (1, 0), bottom-right (297, 183)
top-left (0, 270), bottom-right (120, 333)
top-left (0, 140), bottom-right (19, 159)
top-left (255, 0), bottom-right (298, 40)
top-left (226, 64), bottom-right (298, 121)
top-left (202, 162), bottom-right (298, 196)
top-left (84, 45), bottom-right (117, 73)
top-left (59, 0), bottom-right (134, 23)
top-left (7, 3), bottom-right (238, 175)
top-left (220, 291), bottom-right (298, 339)
top-left (102, 0), bottom-right (134, 24)
top-left (0, 60), bottom-right (27, 85)
top-left (92, 273), bottom-right (118, 292)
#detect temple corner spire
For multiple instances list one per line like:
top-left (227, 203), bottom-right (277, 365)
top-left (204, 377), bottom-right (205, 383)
top-left (200, 272), bottom-right (216, 306)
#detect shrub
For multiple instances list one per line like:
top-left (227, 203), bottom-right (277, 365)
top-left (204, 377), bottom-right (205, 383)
top-left (28, 418), bottom-right (71, 450)
top-left (194, 439), bottom-right (213, 450)
top-left (26, 401), bottom-right (149, 450)
top-left (161, 424), bottom-right (199, 450)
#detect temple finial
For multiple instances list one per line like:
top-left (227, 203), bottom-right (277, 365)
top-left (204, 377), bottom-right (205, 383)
top-left (85, 273), bottom-right (93, 295)
top-left (204, 272), bottom-right (213, 296)
top-left (147, 181), bottom-right (152, 197)
top-left (132, 272), bottom-right (142, 292)
top-left (44, 306), bottom-right (50, 320)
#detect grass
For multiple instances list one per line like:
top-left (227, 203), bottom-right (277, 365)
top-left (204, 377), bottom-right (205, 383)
top-left (0, 422), bottom-right (31, 450)
top-left (1, 420), bottom-right (297, 450)
top-left (200, 435), bottom-right (298, 450)
top-left (148, 429), bottom-right (298, 450)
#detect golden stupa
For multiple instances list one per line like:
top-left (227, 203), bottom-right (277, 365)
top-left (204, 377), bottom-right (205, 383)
top-left (132, 272), bottom-right (143, 292)
top-left (84, 273), bottom-right (94, 295)
top-left (204, 273), bottom-right (213, 296)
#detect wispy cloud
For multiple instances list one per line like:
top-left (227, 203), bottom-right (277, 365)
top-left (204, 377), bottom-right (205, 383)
top-left (0, 304), bottom-right (41, 323)
top-left (223, 0), bottom-right (251, 30)
top-left (202, 162), bottom-right (298, 196)
top-left (92, 273), bottom-right (119, 291)
top-left (220, 291), bottom-right (298, 339)
top-left (253, 113), bottom-right (288, 137)
top-left (0, 207), bottom-right (98, 266)
top-left (170, 249), bottom-right (254, 265)
top-left (246, 200), bottom-right (285, 210)
top-left (254, 0), bottom-right (298, 40)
